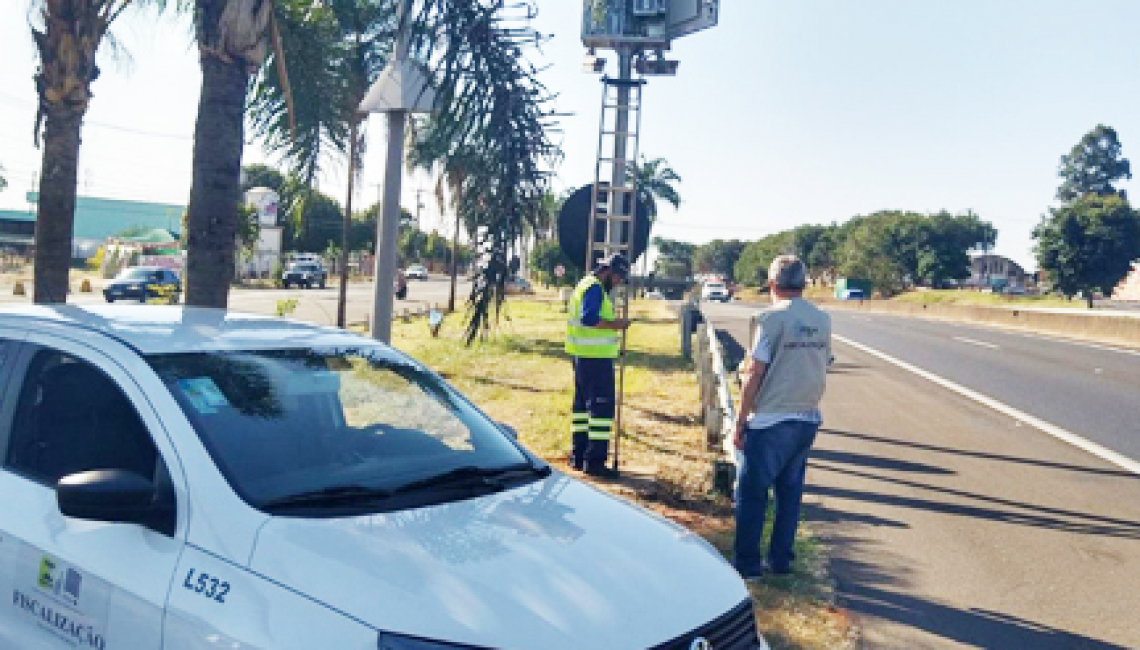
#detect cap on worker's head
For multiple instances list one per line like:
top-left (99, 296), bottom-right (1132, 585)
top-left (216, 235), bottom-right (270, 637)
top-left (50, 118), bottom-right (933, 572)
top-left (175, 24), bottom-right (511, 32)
top-left (768, 254), bottom-right (806, 290)
top-left (598, 253), bottom-right (631, 276)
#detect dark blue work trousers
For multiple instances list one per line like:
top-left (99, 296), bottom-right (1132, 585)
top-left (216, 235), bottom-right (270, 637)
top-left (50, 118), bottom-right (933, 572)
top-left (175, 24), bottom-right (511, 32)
top-left (733, 419), bottom-right (819, 575)
top-left (570, 357), bottom-right (615, 471)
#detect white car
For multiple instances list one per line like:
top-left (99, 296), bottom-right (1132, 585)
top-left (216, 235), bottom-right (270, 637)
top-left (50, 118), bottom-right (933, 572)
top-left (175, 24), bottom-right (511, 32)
top-left (702, 281), bottom-right (731, 302)
top-left (0, 306), bottom-right (765, 650)
top-left (405, 264), bottom-right (429, 280)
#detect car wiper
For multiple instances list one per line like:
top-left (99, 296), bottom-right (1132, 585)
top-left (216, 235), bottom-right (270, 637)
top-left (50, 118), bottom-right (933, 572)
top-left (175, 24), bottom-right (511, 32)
top-left (260, 463), bottom-right (551, 511)
top-left (259, 485), bottom-right (395, 510)
top-left (390, 462), bottom-right (551, 496)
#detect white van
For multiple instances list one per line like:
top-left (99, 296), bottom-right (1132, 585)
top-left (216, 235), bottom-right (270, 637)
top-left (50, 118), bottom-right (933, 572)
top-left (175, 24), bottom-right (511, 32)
top-left (0, 306), bottom-right (766, 649)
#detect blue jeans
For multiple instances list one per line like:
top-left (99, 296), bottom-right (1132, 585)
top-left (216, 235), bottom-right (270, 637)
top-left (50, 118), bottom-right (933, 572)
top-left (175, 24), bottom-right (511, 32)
top-left (733, 420), bottom-right (819, 574)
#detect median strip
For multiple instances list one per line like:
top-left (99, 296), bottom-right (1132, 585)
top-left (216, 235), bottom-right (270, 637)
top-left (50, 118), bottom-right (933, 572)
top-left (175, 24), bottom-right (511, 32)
top-left (835, 334), bottom-right (1140, 475)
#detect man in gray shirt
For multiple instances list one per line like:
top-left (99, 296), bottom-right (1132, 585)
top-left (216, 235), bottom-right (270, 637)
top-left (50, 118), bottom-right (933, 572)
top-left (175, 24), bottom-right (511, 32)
top-left (732, 255), bottom-right (832, 579)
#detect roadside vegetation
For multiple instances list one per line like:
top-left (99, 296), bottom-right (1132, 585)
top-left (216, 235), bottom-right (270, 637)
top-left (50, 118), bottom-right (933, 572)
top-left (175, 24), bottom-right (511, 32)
top-left (385, 295), bottom-right (855, 650)
top-left (892, 289), bottom-right (1090, 309)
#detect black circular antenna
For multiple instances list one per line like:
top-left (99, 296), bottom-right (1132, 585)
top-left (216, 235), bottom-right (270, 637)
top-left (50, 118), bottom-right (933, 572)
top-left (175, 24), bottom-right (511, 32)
top-left (557, 184), bottom-right (651, 270)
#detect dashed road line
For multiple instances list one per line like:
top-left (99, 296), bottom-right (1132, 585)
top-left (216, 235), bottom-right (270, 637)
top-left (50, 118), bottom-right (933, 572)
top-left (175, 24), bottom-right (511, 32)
top-left (953, 336), bottom-right (1001, 350)
top-left (835, 334), bottom-right (1140, 475)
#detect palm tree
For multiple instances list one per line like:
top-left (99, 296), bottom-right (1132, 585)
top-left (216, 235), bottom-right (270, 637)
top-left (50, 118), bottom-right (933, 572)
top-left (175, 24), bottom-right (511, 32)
top-left (184, 0), bottom-right (282, 308)
top-left (29, 0), bottom-right (162, 303)
top-left (633, 155), bottom-right (681, 220)
top-left (248, 0), bottom-right (395, 326)
top-left (238, 0), bottom-right (560, 342)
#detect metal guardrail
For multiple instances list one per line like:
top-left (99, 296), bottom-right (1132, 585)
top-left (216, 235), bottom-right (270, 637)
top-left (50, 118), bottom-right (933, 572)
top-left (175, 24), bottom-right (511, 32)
top-left (683, 300), bottom-right (739, 495)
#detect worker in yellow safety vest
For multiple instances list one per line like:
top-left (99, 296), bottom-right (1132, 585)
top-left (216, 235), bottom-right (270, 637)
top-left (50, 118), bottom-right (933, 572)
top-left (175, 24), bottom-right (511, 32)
top-left (566, 253), bottom-right (631, 478)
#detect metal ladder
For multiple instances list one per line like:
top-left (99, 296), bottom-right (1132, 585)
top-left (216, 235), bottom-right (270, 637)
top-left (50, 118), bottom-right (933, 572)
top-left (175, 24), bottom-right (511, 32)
top-left (585, 75), bottom-right (646, 471)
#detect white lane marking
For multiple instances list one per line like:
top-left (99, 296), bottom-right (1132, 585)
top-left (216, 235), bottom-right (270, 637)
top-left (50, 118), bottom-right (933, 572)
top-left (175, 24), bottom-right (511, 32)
top-left (1012, 331), bottom-right (1140, 358)
top-left (953, 336), bottom-right (1000, 350)
top-left (835, 334), bottom-right (1140, 475)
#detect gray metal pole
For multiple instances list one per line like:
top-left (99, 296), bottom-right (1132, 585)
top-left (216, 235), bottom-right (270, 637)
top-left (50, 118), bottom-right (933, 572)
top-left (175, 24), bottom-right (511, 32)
top-left (369, 0), bottom-right (411, 343)
top-left (371, 110), bottom-right (407, 343)
top-left (610, 47), bottom-right (634, 250)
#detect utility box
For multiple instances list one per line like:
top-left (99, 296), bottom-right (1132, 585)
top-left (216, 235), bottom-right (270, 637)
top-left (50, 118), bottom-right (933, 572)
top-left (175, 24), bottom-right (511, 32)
top-left (835, 278), bottom-right (874, 299)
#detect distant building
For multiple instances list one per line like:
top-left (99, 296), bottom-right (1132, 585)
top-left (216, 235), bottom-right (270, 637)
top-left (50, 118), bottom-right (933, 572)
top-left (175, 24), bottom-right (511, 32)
top-left (969, 254), bottom-right (1028, 290)
top-left (2, 193), bottom-right (184, 261)
top-left (1113, 262), bottom-right (1140, 301)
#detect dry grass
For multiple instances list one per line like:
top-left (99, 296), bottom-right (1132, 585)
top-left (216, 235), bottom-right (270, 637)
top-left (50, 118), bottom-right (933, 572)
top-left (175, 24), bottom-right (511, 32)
top-left (388, 296), bottom-right (857, 650)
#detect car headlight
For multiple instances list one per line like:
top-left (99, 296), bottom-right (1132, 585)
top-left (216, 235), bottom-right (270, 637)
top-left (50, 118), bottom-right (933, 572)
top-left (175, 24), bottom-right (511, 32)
top-left (377, 631), bottom-right (486, 649)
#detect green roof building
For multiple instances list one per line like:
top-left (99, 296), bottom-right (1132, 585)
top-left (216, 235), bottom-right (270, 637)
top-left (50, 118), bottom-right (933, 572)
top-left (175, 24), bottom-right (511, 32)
top-left (0, 193), bottom-right (184, 259)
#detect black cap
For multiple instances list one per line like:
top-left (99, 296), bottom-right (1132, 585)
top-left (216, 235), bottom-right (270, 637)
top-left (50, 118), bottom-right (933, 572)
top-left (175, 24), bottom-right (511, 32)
top-left (598, 253), bottom-right (631, 276)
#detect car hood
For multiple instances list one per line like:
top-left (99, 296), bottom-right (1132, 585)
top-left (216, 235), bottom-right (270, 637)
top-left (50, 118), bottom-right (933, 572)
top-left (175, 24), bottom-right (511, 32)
top-left (249, 473), bottom-right (748, 649)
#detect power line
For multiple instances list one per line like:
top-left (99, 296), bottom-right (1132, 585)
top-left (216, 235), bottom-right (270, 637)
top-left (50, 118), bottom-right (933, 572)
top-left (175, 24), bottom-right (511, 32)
top-left (0, 90), bottom-right (192, 141)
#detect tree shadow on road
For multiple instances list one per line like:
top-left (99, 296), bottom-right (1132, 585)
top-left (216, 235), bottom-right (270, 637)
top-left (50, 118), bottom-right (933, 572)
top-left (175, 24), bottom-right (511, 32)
top-left (807, 461), bottom-right (1140, 540)
top-left (817, 535), bottom-right (1134, 649)
top-left (825, 429), bottom-right (1140, 480)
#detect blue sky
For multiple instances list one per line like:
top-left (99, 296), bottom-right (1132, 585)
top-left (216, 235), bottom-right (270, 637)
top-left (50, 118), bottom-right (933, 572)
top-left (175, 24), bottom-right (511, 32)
top-left (4, 1), bottom-right (1140, 269)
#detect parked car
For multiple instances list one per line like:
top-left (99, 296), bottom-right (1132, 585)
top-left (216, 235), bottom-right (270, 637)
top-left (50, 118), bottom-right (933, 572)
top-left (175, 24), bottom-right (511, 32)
top-left (405, 264), bottom-right (429, 280)
top-left (505, 276), bottom-right (534, 295)
top-left (281, 262), bottom-right (327, 289)
top-left (701, 280), bottom-right (731, 302)
top-left (0, 306), bottom-right (766, 650)
top-left (839, 289), bottom-right (866, 300)
top-left (104, 266), bottom-right (181, 304)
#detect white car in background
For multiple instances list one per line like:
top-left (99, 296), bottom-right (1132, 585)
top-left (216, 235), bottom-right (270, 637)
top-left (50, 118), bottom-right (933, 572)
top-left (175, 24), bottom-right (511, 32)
top-left (0, 306), bottom-right (766, 650)
top-left (702, 280), bottom-right (731, 302)
top-left (405, 264), bottom-right (429, 280)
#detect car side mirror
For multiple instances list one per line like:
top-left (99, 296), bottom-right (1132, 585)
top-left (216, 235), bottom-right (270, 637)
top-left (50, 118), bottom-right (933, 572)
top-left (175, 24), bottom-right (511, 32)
top-left (57, 470), bottom-right (175, 536)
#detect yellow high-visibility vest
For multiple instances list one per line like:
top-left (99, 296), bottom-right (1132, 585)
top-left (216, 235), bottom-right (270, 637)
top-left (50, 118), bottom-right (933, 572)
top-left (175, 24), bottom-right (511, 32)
top-left (566, 276), bottom-right (620, 358)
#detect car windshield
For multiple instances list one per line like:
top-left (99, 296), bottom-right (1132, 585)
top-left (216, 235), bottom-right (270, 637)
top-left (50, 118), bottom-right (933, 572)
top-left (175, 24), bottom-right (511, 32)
top-left (289, 263), bottom-right (319, 272)
top-left (706, 283), bottom-right (725, 290)
top-left (118, 268), bottom-right (154, 280)
top-left (146, 347), bottom-right (535, 513)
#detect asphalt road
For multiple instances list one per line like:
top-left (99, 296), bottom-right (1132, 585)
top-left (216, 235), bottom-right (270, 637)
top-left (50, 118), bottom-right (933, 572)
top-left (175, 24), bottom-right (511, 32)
top-left (702, 300), bottom-right (1140, 649)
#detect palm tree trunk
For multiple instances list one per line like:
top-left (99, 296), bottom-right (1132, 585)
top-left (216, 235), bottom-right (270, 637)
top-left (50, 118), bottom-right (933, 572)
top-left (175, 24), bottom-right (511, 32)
top-left (449, 209), bottom-right (460, 312)
top-left (33, 107), bottom-right (85, 304)
top-left (186, 54), bottom-right (249, 308)
top-left (337, 118), bottom-right (360, 327)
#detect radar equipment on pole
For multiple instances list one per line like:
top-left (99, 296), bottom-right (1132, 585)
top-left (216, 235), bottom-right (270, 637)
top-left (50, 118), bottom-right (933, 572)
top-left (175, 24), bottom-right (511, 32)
top-left (579, 0), bottom-right (718, 473)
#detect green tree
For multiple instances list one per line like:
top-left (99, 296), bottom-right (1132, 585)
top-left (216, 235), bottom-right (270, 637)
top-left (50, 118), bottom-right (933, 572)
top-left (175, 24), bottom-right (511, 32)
top-left (1057, 125), bottom-right (1132, 202)
top-left (633, 156), bottom-right (681, 220)
top-left (915, 211), bottom-right (996, 286)
top-left (529, 239), bottom-right (579, 287)
top-left (1033, 193), bottom-right (1140, 307)
top-left (29, 0), bottom-right (164, 302)
top-left (694, 239), bottom-right (746, 280)
top-left (651, 236), bottom-right (695, 279)
top-left (837, 212), bottom-right (914, 296)
top-left (734, 231), bottom-right (794, 286)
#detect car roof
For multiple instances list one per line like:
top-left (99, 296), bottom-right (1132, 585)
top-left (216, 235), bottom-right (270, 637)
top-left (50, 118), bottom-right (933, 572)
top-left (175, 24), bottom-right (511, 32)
top-left (0, 305), bottom-right (375, 356)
